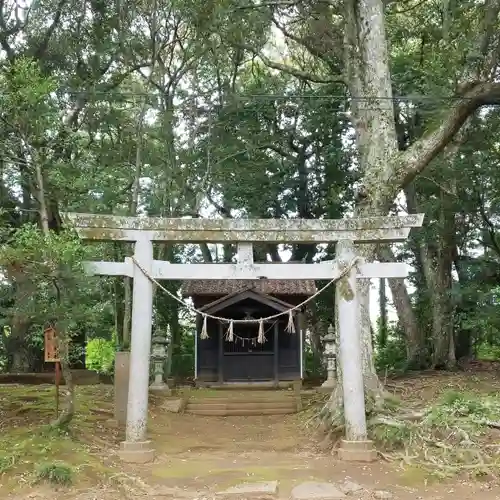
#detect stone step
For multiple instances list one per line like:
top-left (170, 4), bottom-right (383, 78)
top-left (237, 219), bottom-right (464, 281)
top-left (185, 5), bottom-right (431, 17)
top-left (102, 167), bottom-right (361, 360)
top-left (201, 382), bottom-right (297, 390)
top-left (187, 401), bottom-right (297, 411)
top-left (185, 407), bottom-right (296, 416)
top-left (188, 396), bottom-right (296, 403)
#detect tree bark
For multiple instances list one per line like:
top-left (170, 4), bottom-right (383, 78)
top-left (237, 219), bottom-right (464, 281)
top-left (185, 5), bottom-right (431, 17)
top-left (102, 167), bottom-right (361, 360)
top-left (377, 245), bottom-right (424, 367)
top-left (34, 161), bottom-right (50, 234)
top-left (378, 278), bottom-right (387, 348)
top-left (430, 194), bottom-right (456, 369)
top-left (33, 152), bottom-right (77, 428)
top-left (122, 100), bottom-right (148, 349)
top-left (52, 330), bottom-right (75, 429)
top-left (343, 0), bottom-right (398, 394)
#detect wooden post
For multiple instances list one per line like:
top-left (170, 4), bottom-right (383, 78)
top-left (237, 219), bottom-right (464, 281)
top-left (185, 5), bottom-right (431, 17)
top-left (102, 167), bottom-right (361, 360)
top-left (218, 321), bottom-right (224, 384)
top-left (55, 361), bottom-right (61, 417)
top-left (44, 326), bottom-right (61, 419)
top-left (273, 321), bottom-right (279, 386)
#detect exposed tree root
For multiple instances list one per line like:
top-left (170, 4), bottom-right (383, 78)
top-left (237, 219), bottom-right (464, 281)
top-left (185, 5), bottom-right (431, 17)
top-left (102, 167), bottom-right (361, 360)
top-left (316, 382), bottom-right (396, 438)
top-left (306, 387), bottom-right (500, 478)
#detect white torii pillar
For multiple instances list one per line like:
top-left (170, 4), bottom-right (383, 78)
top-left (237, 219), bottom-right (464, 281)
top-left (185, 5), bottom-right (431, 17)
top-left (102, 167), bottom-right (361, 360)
top-left (64, 212), bottom-right (424, 463)
top-left (121, 235), bottom-right (155, 462)
top-left (335, 240), bottom-right (374, 461)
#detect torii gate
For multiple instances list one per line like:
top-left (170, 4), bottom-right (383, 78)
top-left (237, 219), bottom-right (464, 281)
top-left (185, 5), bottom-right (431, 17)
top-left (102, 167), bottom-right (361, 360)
top-left (64, 212), bottom-right (424, 463)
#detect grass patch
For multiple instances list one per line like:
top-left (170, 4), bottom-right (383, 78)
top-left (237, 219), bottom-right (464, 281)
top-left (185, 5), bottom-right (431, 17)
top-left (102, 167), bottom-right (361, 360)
top-left (0, 453), bottom-right (19, 473)
top-left (0, 385), bottom-right (116, 494)
top-left (151, 460), bottom-right (311, 485)
top-left (34, 462), bottom-right (73, 486)
top-left (371, 422), bottom-right (412, 451)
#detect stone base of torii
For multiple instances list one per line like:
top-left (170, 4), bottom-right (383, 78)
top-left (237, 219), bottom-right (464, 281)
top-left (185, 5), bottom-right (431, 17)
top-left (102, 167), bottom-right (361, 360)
top-left (64, 212), bottom-right (424, 463)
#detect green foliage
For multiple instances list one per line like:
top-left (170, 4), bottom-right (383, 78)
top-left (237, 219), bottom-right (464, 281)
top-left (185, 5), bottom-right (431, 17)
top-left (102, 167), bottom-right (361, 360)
top-left (374, 331), bottom-right (408, 374)
top-left (372, 422), bottom-right (412, 451)
top-left (86, 337), bottom-right (116, 374)
top-left (0, 453), bottom-right (18, 474)
top-left (476, 343), bottom-right (500, 361)
top-left (0, 57), bottom-right (58, 136)
top-left (0, 225), bottom-right (97, 340)
top-left (376, 316), bottom-right (389, 349)
top-left (426, 391), bottom-right (500, 426)
top-left (304, 346), bottom-right (325, 379)
top-left (34, 462), bottom-right (73, 486)
top-left (170, 332), bottom-right (195, 379)
top-left (0, 327), bottom-right (8, 373)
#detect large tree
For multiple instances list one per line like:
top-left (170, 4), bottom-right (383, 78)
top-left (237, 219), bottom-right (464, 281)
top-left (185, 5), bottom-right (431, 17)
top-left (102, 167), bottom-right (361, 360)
top-left (249, 0), bottom-right (500, 406)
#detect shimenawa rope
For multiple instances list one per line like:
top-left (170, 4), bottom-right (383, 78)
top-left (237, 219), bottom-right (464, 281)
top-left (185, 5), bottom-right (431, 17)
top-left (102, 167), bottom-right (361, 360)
top-left (131, 256), bottom-right (359, 343)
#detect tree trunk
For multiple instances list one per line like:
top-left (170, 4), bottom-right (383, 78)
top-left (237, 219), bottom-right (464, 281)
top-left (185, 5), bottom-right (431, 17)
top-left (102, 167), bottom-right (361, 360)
top-left (34, 161), bottom-right (50, 234)
top-left (430, 195), bottom-right (456, 369)
top-left (453, 249), bottom-right (475, 360)
top-left (33, 153), bottom-right (77, 429)
top-left (8, 329), bottom-right (32, 372)
top-left (165, 302), bottom-right (181, 379)
top-left (345, 0), bottom-right (398, 390)
top-left (378, 245), bottom-right (425, 367)
top-left (113, 243), bottom-right (125, 347)
top-left (122, 101), bottom-right (148, 349)
top-left (51, 333), bottom-right (75, 429)
top-left (122, 277), bottom-right (132, 349)
top-left (378, 278), bottom-right (388, 348)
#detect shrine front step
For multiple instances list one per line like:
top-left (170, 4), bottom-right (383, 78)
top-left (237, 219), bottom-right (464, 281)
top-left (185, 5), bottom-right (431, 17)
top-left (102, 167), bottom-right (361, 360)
top-left (188, 395), bottom-right (297, 404)
top-left (185, 405), bottom-right (298, 416)
top-left (186, 407), bottom-right (296, 416)
top-left (185, 397), bottom-right (300, 416)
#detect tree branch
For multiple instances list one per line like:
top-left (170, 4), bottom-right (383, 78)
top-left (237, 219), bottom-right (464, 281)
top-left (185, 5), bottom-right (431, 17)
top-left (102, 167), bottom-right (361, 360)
top-left (394, 82), bottom-right (500, 190)
top-left (260, 53), bottom-right (343, 84)
top-left (0, 0), bottom-right (23, 61)
top-left (271, 16), bottom-right (330, 64)
top-left (235, 0), bottom-right (300, 9)
top-left (236, 43), bottom-right (344, 84)
top-left (477, 192), bottom-right (500, 258)
top-left (32, 0), bottom-right (68, 60)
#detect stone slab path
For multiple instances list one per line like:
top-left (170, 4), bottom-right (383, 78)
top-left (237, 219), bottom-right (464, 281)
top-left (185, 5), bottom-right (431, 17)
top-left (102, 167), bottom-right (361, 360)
top-left (7, 476), bottom-right (500, 500)
top-left (212, 480), bottom-right (393, 500)
top-left (99, 475), bottom-right (498, 500)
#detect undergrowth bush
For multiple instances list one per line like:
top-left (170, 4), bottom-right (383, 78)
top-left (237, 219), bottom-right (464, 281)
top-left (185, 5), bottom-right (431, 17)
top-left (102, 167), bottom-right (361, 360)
top-left (476, 343), bottom-right (500, 361)
top-left (0, 453), bottom-right (18, 474)
top-left (369, 390), bottom-right (500, 477)
top-left (375, 336), bottom-right (408, 373)
top-left (86, 337), bottom-right (115, 374)
top-left (34, 462), bottom-right (73, 485)
top-left (304, 347), bottom-right (325, 379)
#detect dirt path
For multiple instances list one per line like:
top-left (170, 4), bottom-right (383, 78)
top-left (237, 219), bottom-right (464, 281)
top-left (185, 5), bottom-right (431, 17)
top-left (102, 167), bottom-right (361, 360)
top-left (2, 378), bottom-right (500, 500)
top-left (6, 453), bottom-right (499, 500)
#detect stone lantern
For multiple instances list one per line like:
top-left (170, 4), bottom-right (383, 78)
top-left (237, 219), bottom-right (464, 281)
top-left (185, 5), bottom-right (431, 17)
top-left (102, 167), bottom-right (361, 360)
top-left (150, 328), bottom-right (170, 393)
top-left (321, 324), bottom-right (337, 390)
